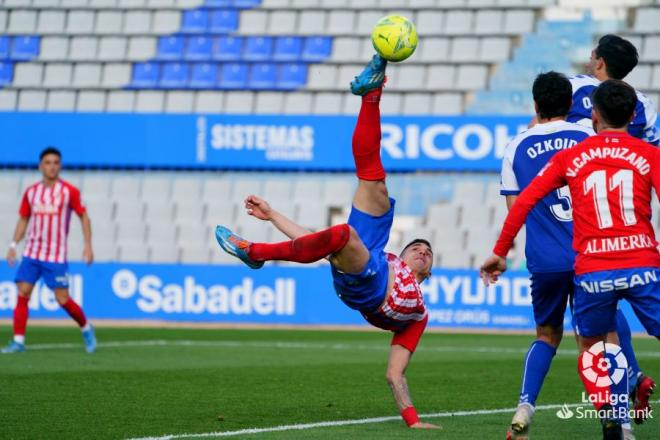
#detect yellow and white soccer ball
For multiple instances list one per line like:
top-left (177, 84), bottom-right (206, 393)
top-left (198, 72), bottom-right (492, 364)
top-left (371, 15), bottom-right (418, 62)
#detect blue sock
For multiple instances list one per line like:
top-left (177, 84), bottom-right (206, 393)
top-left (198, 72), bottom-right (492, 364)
top-left (616, 309), bottom-right (640, 391)
top-left (519, 340), bottom-right (556, 407)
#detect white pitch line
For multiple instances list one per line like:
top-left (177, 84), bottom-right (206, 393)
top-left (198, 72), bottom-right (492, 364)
top-left (128, 400), bottom-right (660, 440)
top-left (23, 339), bottom-right (660, 358)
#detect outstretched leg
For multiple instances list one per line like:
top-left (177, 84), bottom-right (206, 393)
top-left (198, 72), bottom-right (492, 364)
top-left (350, 55), bottom-right (390, 217)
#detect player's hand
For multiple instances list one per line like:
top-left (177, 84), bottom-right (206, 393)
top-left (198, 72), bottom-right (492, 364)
top-left (245, 195), bottom-right (273, 221)
top-left (410, 422), bottom-right (441, 429)
top-left (480, 254), bottom-right (507, 285)
top-left (6, 247), bottom-right (17, 267)
top-left (83, 243), bottom-right (94, 265)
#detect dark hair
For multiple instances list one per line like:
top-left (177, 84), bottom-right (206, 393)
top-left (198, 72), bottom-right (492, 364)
top-left (591, 79), bottom-right (637, 128)
top-left (39, 146), bottom-right (61, 161)
top-left (532, 71), bottom-right (573, 120)
top-left (400, 238), bottom-right (433, 257)
top-left (594, 34), bottom-right (638, 80)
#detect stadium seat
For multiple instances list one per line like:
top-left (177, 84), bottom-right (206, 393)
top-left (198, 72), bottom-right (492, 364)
top-left (210, 9), bottom-right (239, 33)
top-left (128, 37), bottom-right (158, 62)
top-left (8, 10), bottom-right (38, 34)
top-left (180, 247), bottom-right (210, 264)
top-left (135, 90), bottom-right (165, 111)
top-left (432, 93), bottom-right (462, 115)
top-left (37, 10), bottom-right (66, 34)
top-left (119, 243), bottom-right (149, 263)
top-left (0, 62), bottom-right (13, 86)
top-left (417, 38), bottom-right (449, 62)
top-left (46, 90), bottom-right (75, 111)
top-left (189, 63), bottom-right (218, 88)
top-left (153, 10), bottom-right (181, 34)
top-left (144, 200), bottom-right (175, 222)
top-left (39, 37), bottom-right (68, 61)
top-left (219, 63), bottom-right (248, 89)
top-left (248, 63), bottom-right (277, 89)
top-left (312, 92), bottom-right (342, 114)
top-left (43, 63), bottom-right (72, 88)
top-left (181, 9), bottom-right (209, 33)
top-left (185, 36), bottom-right (213, 60)
top-left (107, 91), bottom-right (136, 112)
top-left (254, 91), bottom-right (283, 114)
top-left (450, 38), bottom-right (479, 62)
top-left (131, 62), bottom-right (160, 88)
top-left (98, 37), bottom-right (128, 61)
top-left (195, 91), bottom-right (224, 112)
top-left (224, 90), bottom-right (254, 112)
top-left (277, 63), bottom-right (307, 89)
top-left (202, 179), bottom-right (232, 202)
top-left (633, 7), bottom-right (660, 33)
top-left (474, 10), bottom-right (503, 35)
top-left (0, 90), bottom-right (17, 110)
top-left (232, 0), bottom-right (262, 8)
top-left (301, 36), bottom-right (332, 62)
top-left (327, 11), bottom-right (355, 35)
top-left (416, 11), bottom-right (444, 36)
top-left (273, 36), bottom-right (302, 61)
top-left (0, 36), bottom-right (9, 60)
top-left (124, 11), bottom-right (152, 35)
top-left (73, 64), bottom-right (102, 88)
top-left (243, 36), bottom-right (273, 61)
top-left (160, 62), bottom-right (189, 88)
top-left (142, 176), bottom-right (172, 200)
top-left (267, 10), bottom-right (297, 35)
top-left (205, 0), bottom-right (232, 6)
top-left (12, 64), bottom-right (42, 87)
top-left (237, 10), bottom-right (268, 34)
top-left (157, 36), bottom-right (185, 60)
top-left (11, 36), bottom-right (40, 61)
top-left (69, 37), bottom-right (97, 62)
top-left (298, 11), bottom-right (326, 35)
top-left (425, 65), bottom-right (455, 90)
top-left (212, 36), bottom-right (243, 61)
top-left (96, 11), bottom-right (123, 35)
top-left (164, 91), bottom-right (194, 112)
top-left (147, 223), bottom-right (178, 245)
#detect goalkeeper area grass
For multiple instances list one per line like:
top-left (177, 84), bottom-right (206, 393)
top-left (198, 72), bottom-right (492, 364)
top-left (1, 326), bottom-right (658, 439)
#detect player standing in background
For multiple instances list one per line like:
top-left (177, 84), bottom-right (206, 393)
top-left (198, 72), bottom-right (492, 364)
top-left (2, 147), bottom-right (97, 354)
top-left (216, 55), bottom-right (439, 430)
top-left (483, 80), bottom-right (659, 440)
top-left (568, 34), bottom-right (659, 146)
top-left (500, 72), bottom-right (595, 439)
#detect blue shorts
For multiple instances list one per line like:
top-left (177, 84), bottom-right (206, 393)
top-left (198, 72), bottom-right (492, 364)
top-left (573, 267), bottom-right (659, 337)
top-left (331, 198), bottom-right (395, 312)
top-left (15, 257), bottom-right (70, 289)
top-left (529, 271), bottom-right (574, 327)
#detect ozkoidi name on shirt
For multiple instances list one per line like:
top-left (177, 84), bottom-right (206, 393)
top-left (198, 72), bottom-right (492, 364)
top-left (526, 137), bottom-right (580, 159)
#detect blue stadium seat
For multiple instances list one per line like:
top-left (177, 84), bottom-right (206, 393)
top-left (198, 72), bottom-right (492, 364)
top-left (181, 10), bottom-right (209, 34)
top-left (11, 36), bottom-right (40, 61)
top-left (205, 0), bottom-right (231, 6)
top-left (212, 36), bottom-right (243, 61)
top-left (243, 36), bottom-right (272, 61)
top-left (301, 37), bottom-right (332, 62)
top-left (273, 37), bottom-right (302, 61)
top-left (156, 36), bottom-right (185, 60)
top-left (131, 62), bottom-right (160, 88)
top-left (0, 62), bottom-right (14, 86)
top-left (210, 10), bottom-right (239, 34)
top-left (248, 63), bottom-right (276, 89)
top-left (0, 37), bottom-right (9, 59)
top-left (277, 63), bottom-right (307, 90)
top-left (160, 62), bottom-right (189, 88)
top-left (189, 63), bottom-right (218, 89)
top-left (219, 63), bottom-right (248, 89)
top-left (232, 0), bottom-right (261, 8)
top-left (185, 36), bottom-right (212, 61)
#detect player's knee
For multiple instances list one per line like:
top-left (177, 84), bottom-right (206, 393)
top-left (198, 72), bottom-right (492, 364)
top-left (537, 325), bottom-right (563, 348)
top-left (385, 371), bottom-right (400, 384)
top-left (54, 291), bottom-right (70, 305)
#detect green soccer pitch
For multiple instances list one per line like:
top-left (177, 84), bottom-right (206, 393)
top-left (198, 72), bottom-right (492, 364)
top-left (1, 326), bottom-right (657, 440)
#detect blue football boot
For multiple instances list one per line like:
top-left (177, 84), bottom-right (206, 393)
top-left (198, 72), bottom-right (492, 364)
top-left (350, 54), bottom-right (387, 96)
top-left (215, 226), bottom-right (264, 269)
top-left (82, 324), bottom-right (97, 353)
top-left (1, 340), bottom-right (26, 353)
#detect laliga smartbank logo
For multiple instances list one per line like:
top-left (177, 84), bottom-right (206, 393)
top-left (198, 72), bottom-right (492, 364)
top-left (556, 342), bottom-right (653, 421)
top-left (111, 269), bottom-right (295, 316)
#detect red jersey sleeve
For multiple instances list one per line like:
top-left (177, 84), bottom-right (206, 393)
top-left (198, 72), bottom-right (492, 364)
top-left (68, 185), bottom-right (87, 216)
top-left (493, 153), bottom-right (568, 257)
top-left (18, 190), bottom-right (31, 217)
top-left (391, 315), bottom-right (428, 353)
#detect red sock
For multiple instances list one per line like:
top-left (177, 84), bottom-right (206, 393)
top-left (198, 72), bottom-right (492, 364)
top-left (61, 298), bottom-right (87, 327)
top-left (578, 354), bottom-right (608, 411)
top-left (13, 296), bottom-right (29, 337)
top-left (352, 89), bottom-right (385, 181)
top-left (248, 224), bottom-right (350, 263)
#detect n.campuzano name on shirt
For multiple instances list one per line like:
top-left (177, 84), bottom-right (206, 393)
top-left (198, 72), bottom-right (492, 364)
top-left (584, 233), bottom-right (656, 254)
top-left (210, 124), bottom-right (314, 161)
top-left (566, 147), bottom-right (651, 177)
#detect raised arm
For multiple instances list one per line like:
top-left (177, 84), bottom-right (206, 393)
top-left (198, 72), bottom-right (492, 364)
top-left (244, 195), bottom-right (311, 239)
top-left (6, 217), bottom-right (29, 267)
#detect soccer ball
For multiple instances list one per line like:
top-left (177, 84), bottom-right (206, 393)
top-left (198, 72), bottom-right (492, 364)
top-left (371, 15), bottom-right (418, 62)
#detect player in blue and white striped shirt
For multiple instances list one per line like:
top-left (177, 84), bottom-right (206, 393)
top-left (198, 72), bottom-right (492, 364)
top-left (568, 34), bottom-right (659, 146)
